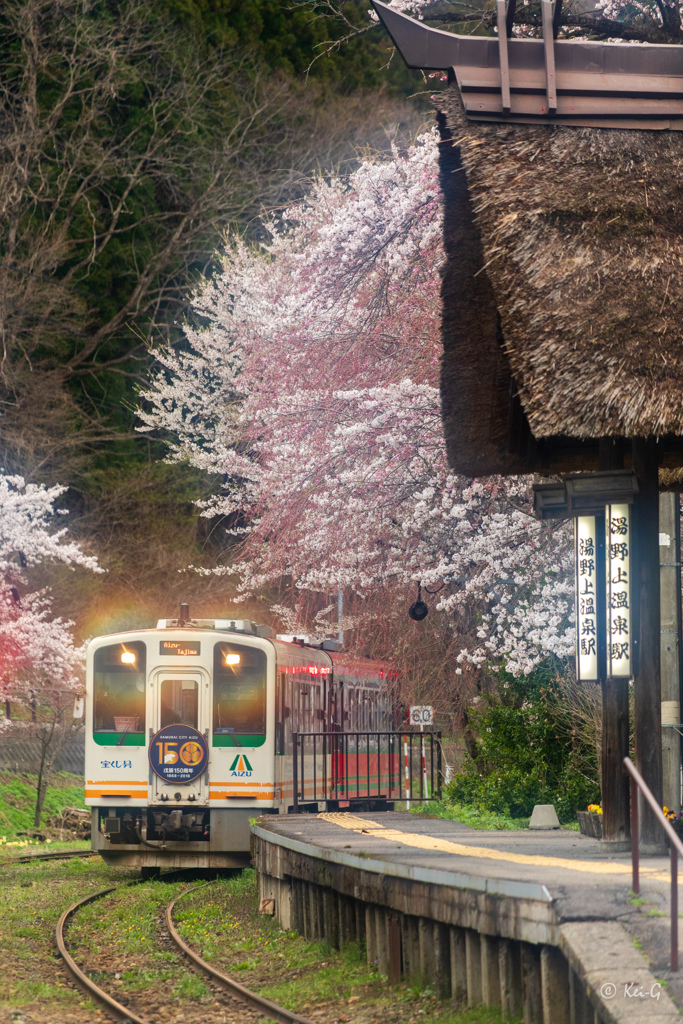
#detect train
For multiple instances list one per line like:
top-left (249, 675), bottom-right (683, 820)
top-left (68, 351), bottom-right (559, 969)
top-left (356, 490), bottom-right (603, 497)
top-left (85, 607), bottom-right (399, 870)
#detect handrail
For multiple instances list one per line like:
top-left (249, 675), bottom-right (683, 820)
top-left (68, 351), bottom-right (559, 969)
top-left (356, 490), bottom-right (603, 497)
top-left (623, 756), bottom-right (681, 970)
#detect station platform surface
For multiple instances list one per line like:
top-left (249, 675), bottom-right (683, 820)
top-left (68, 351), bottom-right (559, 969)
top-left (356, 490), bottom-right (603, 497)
top-left (257, 810), bottom-right (683, 1002)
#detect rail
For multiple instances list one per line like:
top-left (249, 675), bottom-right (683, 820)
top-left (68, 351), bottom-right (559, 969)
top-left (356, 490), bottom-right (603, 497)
top-left (292, 730), bottom-right (441, 812)
top-left (57, 879), bottom-right (316, 1024)
top-left (624, 756), bottom-right (681, 971)
top-left (166, 885), bottom-right (314, 1024)
top-left (3, 848), bottom-right (95, 866)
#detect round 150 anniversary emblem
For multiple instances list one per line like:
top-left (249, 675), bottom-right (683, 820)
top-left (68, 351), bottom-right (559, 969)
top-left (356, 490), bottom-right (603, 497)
top-left (149, 724), bottom-right (208, 784)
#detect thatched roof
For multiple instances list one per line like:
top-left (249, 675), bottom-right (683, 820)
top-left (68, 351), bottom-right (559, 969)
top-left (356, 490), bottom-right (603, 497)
top-left (438, 86), bottom-right (683, 478)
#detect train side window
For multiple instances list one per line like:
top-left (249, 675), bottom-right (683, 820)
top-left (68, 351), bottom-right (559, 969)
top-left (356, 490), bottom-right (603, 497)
top-left (213, 643), bottom-right (267, 740)
top-left (93, 642), bottom-right (146, 744)
top-left (300, 684), bottom-right (310, 732)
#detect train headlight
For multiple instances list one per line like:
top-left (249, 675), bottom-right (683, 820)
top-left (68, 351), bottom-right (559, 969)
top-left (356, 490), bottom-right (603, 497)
top-left (121, 651), bottom-right (136, 665)
top-left (225, 653), bottom-right (240, 666)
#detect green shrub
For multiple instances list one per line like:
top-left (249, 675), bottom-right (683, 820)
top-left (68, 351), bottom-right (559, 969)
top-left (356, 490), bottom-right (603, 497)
top-left (447, 664), bottom-right (600, 823)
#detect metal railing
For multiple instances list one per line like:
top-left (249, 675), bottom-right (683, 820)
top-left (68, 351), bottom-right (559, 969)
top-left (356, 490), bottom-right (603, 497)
top-left (624, 756), bottom-right (681, 971)
top-left (292, 730), bottom-right (441, 812)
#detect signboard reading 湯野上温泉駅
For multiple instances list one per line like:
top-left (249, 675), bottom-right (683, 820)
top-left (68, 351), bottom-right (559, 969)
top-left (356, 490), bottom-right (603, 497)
top-left (574, 505), bottom-right (632, 683)
top-left (575, 516), bottom-right (599, 681)
top-left (606, 503), bottom-right (631, 678)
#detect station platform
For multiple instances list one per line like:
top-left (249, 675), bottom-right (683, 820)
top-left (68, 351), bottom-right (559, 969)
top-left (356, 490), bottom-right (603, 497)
top-left (252, 811), bottom-right (683, 1023)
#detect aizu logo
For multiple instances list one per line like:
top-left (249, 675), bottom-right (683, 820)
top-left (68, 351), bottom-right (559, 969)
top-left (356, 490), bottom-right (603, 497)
top-left (229, 754), bottom-right (253, 778)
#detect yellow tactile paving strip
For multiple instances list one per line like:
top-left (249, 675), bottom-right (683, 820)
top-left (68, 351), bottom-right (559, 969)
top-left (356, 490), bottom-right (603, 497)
top-left (318, 812), bottom-right (670, 883)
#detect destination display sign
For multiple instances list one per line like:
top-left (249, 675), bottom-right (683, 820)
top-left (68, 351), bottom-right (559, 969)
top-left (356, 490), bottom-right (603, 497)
top-left (149, 724), bottom-right (208, 784)
top-left (159, 640), bottom-right (201, 657)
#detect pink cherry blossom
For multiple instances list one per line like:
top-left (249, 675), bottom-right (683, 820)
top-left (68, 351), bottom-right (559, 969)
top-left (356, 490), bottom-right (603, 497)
top-left (142, 132), bottom-right (575, 677)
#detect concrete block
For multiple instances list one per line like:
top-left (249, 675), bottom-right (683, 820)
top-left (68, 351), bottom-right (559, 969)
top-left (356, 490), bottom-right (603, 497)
top-left (569, 968), bottom-right (594, 1024)
top-left (541, 945), bottom-right (569, 1024)
top-left (521, 943), bottom-right (543, 1024)
top-left (310, 883), bottom-right (324, 940)
top-left (322, 887), bottom-right (339, 949)
top-left (291, 878), bottom-right (305, 936)
top-left (466, 930), bottom-right (482, 1007)
top-left (365, 905), bottom-right (378, 966)
top-left (403, 915), bottom-right (421, 984)
top-left (377, 909), bottom-right (390, 977)
top-left (499, 938), bottom-right (523, 1021)
top-left (388, 916), bottom-right (402, 984)
top-left (481, 934), bottom-right (501, 1007)
top-left (419, 917), bottom-right (436, 987)
top-left (450, 925), bottom-right (467, 1003)
top-left (560, 923), bottom-right (645, 975)
top-left (529, 805), bottom-right (560, 830)
top-left (433, 921), bottom-right (451, 998)
top-left (278, 876), bottom-right (293, 932)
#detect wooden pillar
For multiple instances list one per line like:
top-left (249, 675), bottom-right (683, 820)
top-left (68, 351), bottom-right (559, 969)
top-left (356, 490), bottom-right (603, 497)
top-left (659, 492), bottom-right (682, 816)
top-left (599, 439), bottom-right (630, 846)
top-left (632, 439), bottom-right (664, 852)
top-left (601, 674), bottom-right (631, 846)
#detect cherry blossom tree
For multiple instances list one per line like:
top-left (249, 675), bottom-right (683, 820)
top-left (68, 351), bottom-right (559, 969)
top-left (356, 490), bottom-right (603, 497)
top-left (0, 472), bottom-right (100, 713)
top-left (0, 471), bottom-right (101, 824)
top-left (142, 131), bottom-right (574, 678)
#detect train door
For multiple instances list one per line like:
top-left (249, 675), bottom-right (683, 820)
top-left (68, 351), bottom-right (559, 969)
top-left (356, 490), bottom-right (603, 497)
top-left (149, 667), bottom-right (210, 805)
top-left (274, 668), bottom-right (292, 805)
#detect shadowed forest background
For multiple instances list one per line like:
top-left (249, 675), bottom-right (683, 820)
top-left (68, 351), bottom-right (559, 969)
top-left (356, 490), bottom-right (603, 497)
top-left (1, 0), bottom-right (426, 637)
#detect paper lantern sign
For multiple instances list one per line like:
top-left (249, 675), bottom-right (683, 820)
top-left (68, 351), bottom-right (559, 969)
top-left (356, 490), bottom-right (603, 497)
top-left (149, 724), bottom-right (208, 784)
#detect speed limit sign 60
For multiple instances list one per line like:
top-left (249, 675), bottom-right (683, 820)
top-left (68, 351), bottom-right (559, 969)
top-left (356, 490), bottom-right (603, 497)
top-left (409, 705), bottom-right (433, 727)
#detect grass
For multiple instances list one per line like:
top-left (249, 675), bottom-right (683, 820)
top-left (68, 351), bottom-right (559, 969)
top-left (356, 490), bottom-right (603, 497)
top-left (0, 771), bottom-right (85, 834)
top-left (0, 858), bottom-right (518, 1022)
top-left (0, 854), bottom-right (126, 1016)
top-left (175, 870), bottom-right (518, 1023)
top-left (410, 799), bottom-right (530, 831)
top-left (409, 799), bottom-right (581, 832)
top-left (0, 771), bottom-right (89, 855)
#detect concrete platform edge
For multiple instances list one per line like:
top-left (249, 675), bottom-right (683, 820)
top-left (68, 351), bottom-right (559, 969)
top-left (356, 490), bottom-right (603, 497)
top-left (252, 824), bottom-right (553, 902)
top-left (252, 820), bottom-right (683, 1023)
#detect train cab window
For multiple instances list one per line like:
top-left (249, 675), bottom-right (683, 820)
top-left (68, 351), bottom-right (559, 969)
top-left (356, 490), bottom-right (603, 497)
top-left (93, 642), bottom-right (146, 744)
top-left (213, 643), bottom-right (266, 741)
top-left (160, 679), bottom-right (198, 728)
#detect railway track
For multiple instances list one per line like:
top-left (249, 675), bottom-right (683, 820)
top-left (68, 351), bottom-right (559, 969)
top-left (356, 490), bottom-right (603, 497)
top-left (56, 879), bottom-right (315, 1024)
top-left (4, 848), bottom-right (95, 865)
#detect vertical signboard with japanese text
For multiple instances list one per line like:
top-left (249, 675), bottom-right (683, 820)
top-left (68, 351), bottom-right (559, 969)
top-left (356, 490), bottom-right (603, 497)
top-left (606, 503), bottom-right (632, 678)
top-left (575, 516), bottom-right (599, 681)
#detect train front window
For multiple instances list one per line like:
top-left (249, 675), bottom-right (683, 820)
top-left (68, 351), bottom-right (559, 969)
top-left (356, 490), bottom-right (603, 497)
top-left (93, 642), bottom-right (146, 744)
top-left (213, 642), bottom-right (266, 742)
top-left (161, 678), bottom-right (198, 728)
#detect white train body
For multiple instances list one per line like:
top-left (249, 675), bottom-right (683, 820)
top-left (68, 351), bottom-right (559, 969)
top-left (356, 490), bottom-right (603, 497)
top-left (85, 617), bottom-right (392, 869)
